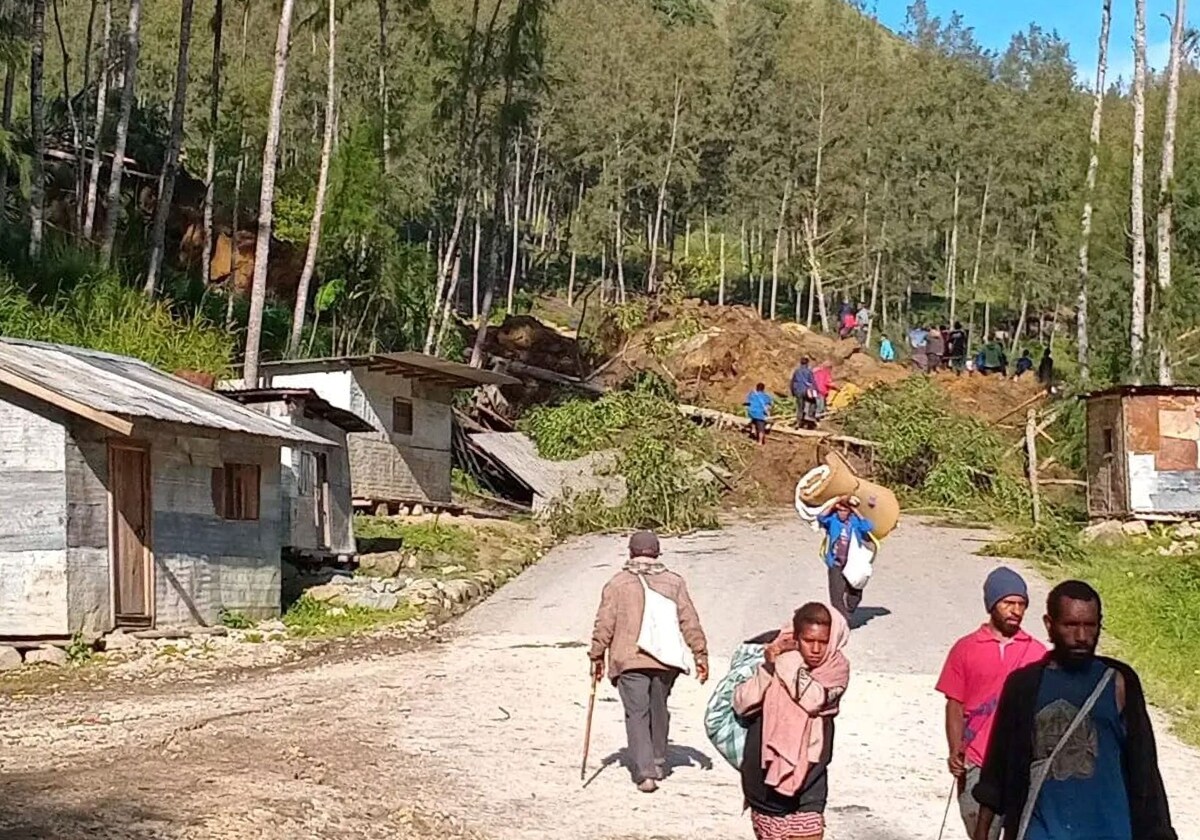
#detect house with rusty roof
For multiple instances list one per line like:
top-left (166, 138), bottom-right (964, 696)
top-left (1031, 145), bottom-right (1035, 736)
top-left (1084, 384), bottom-right (1200, 520)
top-left (0, 339), bottom-right (337, 639)
top-left (246, 353), bottom-right (517, 510)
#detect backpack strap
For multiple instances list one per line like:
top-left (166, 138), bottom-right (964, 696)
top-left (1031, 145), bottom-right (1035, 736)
top-left (1015, 668), bottom-right (1115, 840)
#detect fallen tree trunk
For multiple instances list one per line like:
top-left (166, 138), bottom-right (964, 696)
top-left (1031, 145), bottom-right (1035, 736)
top-left (491, 358), bottom-right (607, 396)
top-left (677, 404), bottom-right (878, 449)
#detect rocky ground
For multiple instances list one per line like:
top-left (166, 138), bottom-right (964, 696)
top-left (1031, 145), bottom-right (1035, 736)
top-left (1, 515), bottom-right (1198, 839)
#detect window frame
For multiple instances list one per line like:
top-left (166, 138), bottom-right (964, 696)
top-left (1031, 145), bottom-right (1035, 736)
top-left (212, 462), bottom-right (262, 521)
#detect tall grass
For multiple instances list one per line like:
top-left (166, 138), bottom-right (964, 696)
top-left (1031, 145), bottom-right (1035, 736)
top-left (0, 269), bottom-right (233, 375)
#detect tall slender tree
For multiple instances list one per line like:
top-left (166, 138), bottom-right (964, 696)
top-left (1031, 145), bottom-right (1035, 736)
top-left (99, 0), bottom-right (142, 266)
top-left (145, 0), bottom-right (196, 294)
top-left (242, 0), bottom-right (297, 385)
top-left (1129, 0), bottom-right (1148, 378)
top-left (1076, 0), bottom-right (1111, 384)
top-left (82, 0), bottom-right (111, 240)
top-left (27, 0), bottom-right (46, 259)
top-left (1156, 0), bottom-right (1186, 384)
top-left (201, 0), bottom-right (224, 288)
top-left (288, 0), bottom-right (337, 358)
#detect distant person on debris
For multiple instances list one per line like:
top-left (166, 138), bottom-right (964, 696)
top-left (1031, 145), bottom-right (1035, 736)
top-left (839, 308), bottom-right (858, 339)
top-left (937, 568), bottom-right (1047, 840)
top-left (813, 362), bottom-right (837, 420)
top-left (1037, 347), bottom-right (1054, 389)
top-left (734, 603), bottom-right (851, 840)
top-left (972, 580), bottom-right (1176, 840)
top-left (817, 495), bottom-right (874, 622)
top-left (947, 322), bottom-right (969, 374)
top-left (978, 339), bottom-right (1007, 376)
top-left (928, 326), bottom-right (947, 371)
top-left (589, 531), bottom-right (709, 794)
top-left (856, 302), bottom-right (871, 344)
top-left (1014, 350), bottom-right (1034, 378)
top-left (879, 333), bottom-right (896, 362)
top-left (745, 382), bottom-right (775, 445)
top-left (909, 326), bottom-right (930, 373)
top-left (791, 357), bottom-right (819, 429)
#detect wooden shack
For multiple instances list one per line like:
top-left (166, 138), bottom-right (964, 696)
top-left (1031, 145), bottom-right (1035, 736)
top-left (249, 353), bottom-right (517, 507)
top-left (0, 339), bottom-right (335, 638)
top-left (1085, 385), bottom-right (1200, 519)
top-left (224, 388), bottom-right (372, 560)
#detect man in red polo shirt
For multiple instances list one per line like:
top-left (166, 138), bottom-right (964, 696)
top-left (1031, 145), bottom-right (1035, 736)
top-left (936, 567), bottom-right (1047, 839)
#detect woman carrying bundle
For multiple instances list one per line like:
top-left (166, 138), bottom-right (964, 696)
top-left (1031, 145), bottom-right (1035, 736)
top-left (733, 603), bottom-right (851, 840)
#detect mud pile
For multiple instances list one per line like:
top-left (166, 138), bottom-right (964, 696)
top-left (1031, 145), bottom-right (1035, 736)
top-left (611, 301), bottom-right (908, 409)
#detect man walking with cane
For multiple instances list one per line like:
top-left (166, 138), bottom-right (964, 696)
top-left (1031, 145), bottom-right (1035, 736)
top-left (588, 531), bottom-right (709, 793)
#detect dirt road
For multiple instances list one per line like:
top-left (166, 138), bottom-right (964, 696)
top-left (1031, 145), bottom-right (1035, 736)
top-left (2, 516), bottom-right (1198, 839)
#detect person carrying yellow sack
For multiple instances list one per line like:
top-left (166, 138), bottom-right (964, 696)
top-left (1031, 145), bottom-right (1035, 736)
top-left (815, 495), bottom-right (877, 622)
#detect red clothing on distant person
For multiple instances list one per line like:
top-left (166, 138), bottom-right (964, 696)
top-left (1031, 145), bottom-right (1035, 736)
top-left (935, 625), bottom-right (1046, 767)
top-left (813, 367), bottom-right (834, 397)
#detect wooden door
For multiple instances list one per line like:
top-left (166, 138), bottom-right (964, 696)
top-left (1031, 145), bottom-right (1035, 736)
top-left (110, 442), bottom-right (153, 627)
top-left (315, 453), bottom-right (330, 550)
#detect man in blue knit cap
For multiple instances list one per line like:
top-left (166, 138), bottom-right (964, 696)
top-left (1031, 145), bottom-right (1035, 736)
top-left (935, 568), bottom-right (1047, 839)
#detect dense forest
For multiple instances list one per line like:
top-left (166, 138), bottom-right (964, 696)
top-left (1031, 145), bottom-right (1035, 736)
top-left (0, 0), bottom-right (1195, 384)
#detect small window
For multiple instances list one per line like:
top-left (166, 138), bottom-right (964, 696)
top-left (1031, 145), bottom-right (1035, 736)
top-left (212, 463), bottom-right (261, 521)
top-left (1103, 428), bottom-right (1114, 455)
top-left (297, 451), bottom-right (316, 495)
top-left (392, 398), bottom-right (414, 435)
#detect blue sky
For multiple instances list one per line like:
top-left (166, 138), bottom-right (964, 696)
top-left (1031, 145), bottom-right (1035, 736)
top-left (873, 1), bottom-right (1190, 84)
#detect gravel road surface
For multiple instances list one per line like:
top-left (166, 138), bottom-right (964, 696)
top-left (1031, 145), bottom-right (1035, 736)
top-left (1, 515), bottom-right (1197, 840)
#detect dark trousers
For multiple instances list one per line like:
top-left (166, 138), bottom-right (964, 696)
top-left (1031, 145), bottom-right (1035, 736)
top-left (616, 669), bottom-right (678, 782)
top-left (828, 564), bottom-right (863, 622)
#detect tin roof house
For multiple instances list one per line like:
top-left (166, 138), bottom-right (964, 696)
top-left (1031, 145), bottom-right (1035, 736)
top-left (225, 388), bottom-right (373, 561)
top-left (0, 339), bottom-right (335, 639)
top-left (248, 353), bottom-right (517, 509)
top-left (1085, 385), bottom-right (1200, 519)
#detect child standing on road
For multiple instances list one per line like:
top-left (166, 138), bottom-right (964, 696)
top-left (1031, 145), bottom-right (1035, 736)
top-left (745, 383), bottom-right (775, 445)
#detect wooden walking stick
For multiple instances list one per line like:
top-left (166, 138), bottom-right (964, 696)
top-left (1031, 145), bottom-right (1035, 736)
top-left (580, 671), bottom-right (600, 781)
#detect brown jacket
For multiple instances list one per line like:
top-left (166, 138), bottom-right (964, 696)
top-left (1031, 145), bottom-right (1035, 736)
top-left (589, 570), bottom-right (708, 681)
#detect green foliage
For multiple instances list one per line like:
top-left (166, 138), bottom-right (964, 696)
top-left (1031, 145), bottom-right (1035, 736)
top-left (66, 633), bottom-right (93, 665)
top-left (982, 519), bottom-right (1085, 565)
top-left (283, 595), bottom-right (419, 639)
top-left (523, 388), bottom-right (720, 535)
top-left (841, 377), bottom-right (1029, 512)
top-left (0, 272), bottom-right (233, 375)
top-left (353, 517), bottom-right (477, 560)
top-left (1024, 539), bottom-right (1200, 745)
top-left (218, 609), bottom-right (254, 630)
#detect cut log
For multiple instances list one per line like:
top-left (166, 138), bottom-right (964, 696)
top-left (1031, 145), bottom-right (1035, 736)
top-left (491, 358), bottom-right (607, 396)
top-left (677, 404), bottom-right (878, 449)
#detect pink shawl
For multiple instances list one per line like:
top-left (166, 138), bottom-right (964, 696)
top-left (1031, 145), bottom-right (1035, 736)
top-left (760, 610), bottom-right (851, 797)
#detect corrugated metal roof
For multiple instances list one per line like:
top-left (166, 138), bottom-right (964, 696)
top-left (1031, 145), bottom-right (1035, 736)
top-left (1083, 385), bottom-right (1200, 401)
top-left (223, 387), bottom-right (375, 433)
top-left (255, 352), bottom-right (519, 388)
top-left (467, 432), bottom-right (625, 511)
top-left (0, 338), bottom-right (335, 446)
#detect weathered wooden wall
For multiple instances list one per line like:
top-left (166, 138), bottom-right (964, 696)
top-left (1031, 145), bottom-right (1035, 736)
top-left (65, 431), bottom-right (113, 635)
top-left (68, 423), bottom-right (286, 628)
top-left (254, 401), bottom-right (355, 556)
top-left (142, 427), bottom-right (284, 623)
top-left (1086, 395), bottom-right (1127, 518)
top-left (268, 368), bottom-right (455, 504)
top-left (0, 389), bottom-right (69, 636)
top-left (1122, 393), bottom-right (1200, 515)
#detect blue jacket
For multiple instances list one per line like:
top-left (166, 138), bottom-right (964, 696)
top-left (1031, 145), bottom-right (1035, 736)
top-left (791, 365), bottom-right (815, 397)
top-left (817, 511), bottom-right (874, 568)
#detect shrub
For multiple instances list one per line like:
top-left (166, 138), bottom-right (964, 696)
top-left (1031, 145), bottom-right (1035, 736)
top-left (841, 377), bottom-right (1029, 512)
top-left (523, 388), bottom-right (722, 535)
